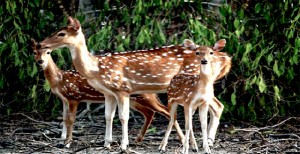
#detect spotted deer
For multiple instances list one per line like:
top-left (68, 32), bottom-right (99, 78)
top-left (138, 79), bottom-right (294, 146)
top-left (159, 43), bottom-right (231, 154)
top-left (39, 16), bottom-right (231, 151)
top-left (30, 38), bottom-right (177, 147)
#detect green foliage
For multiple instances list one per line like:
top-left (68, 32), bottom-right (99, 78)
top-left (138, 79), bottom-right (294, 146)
top-left (1, 0), bottom-right (299, 122)
top-left (85, 0), bottom-right (300, 121)
top-left (0, 0), bottom-right (65, 116)
top-left (215, 0), bottom-right (300, 120)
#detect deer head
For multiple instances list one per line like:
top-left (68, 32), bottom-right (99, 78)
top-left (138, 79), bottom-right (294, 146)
top-left (40, 17), bottom-right (84, 50)
top-left (184, 39), bottom-right (231, 80)
top-left (31, 38), bottom-right (53, 69)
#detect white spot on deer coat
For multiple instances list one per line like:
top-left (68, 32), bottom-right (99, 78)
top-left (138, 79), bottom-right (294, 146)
top-left (183, 50), bottom-right (192, 54)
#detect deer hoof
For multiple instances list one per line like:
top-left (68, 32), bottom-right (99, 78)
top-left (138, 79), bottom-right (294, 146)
top-left (192, 148), bottom-right (198, 152)
top-left (135, 136), bottom-right (143, 143)
top-left (56, 143), bottom-right (65, 149)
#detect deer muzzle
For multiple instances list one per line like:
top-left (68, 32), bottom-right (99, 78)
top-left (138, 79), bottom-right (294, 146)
top-left (37, 60), bottom-right (44, 64)
top-left (201, 60), bottom-right (208, 64)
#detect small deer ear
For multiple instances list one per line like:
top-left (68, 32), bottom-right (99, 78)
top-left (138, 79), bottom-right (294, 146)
top-left (67, 16), bottom-right (75, 25)
top-left (67, 16), bottom-right (81, 31)
top-left (30, 38), bottom-right (37, 49)
top-left (183, 39), bottom-right (196, 50)
top-left (213, 39), bottom-right (226, 51)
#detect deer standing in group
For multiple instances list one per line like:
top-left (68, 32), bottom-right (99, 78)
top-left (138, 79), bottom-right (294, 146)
top-left (30, 38), bottom-right (179, 147)
top-left (39, 16), bottom-right (231, 151)
top-left (159, 42), bottom-right (231, 153)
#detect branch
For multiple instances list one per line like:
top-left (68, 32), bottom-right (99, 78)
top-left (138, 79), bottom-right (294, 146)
top-left (233, 117), bottom-right (297, 132)
top-left (17, 113), bottom-right (56, 127)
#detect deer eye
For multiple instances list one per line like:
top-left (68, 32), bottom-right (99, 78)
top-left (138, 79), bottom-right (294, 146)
top-left (196, 52), bottom-right (200, 55)
top-left (57, 32), bottom-right (66, 37)
top-left (46, 52), bottom-right (50, 54)
top-left (210, 52), bottom-right (213, 55)
top-left (33, 52), bottom-right (37, 55)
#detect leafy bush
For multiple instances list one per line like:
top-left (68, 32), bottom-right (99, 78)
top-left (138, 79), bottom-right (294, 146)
top-left (1, 0), bottom-right (299, 121)
top-left (0, 0), bottom-right (69, 116)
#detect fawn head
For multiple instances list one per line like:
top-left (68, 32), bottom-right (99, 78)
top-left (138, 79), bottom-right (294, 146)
top-left (40, 16), bottom-right (83, 50)
top-left (184, 39), bottom-right (227, 75)
top-left (31, 38), bottom-right (52, 69)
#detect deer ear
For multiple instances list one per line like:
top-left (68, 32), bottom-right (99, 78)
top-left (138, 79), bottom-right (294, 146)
top-left (67, 16), bottom-right (74, 25)
top-left (183, 39), bottom-right (196, 50)
top-left (30, 38), bottom-right (37, 49)
top-left (67, 16), bottom-right (81, 31)
top-left (213, 39), bottom-right (226, 51)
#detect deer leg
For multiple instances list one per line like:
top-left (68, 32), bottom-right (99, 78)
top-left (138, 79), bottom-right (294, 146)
top-left (65, 100), bottom-right (79, 148)
top-left (139, 94), bottom-right (169, 117)
top-left (198, 102), bottom-right (211, 154)
top-left (140, 94), bottom-right (185, 143)
top-left (207, 97), bottom-right (224, 146)
top-left (182, 105), bottom-right (193, 154)
top-left (104, 95), bottom-right (117, 149)
top-left (116, 93), bottom-right (130, 151)
top-left (58, 101), bottom-right (69, 148)
top-left (77, 102), bottom-right (91, 119)
top-left (158, 103), bottom-right (178, 152)
top-left (130, 101), bottom-right (155, 143)
top-left (188, 107), bottom-right (198, 152)
top-left (77, 102), bottom-right (95, 123)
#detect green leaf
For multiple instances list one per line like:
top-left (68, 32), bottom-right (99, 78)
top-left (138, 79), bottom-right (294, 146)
top-left (273, 85), bottom-right (280, 102)
top-left (12, 42), bottom-right (18, 51)
top-left (146, 127), bottom-right (157, 133)
top-left (254, 28), bottom-right (259, 37)
top-left (295, 37), bottom-right (300, 49)
top-left (123, 35), bottom-right (130, 48)
top-left (242, 43), bottom-right (252, 63)
top-left (250, 75), bottom-right (257, 85)
top-left (238, 106), bottom-right (245, 117)
top-left (159, 32), bottom-right (166, 44)
top-left (138, 32), bottom-right (145, 44)
top-left (233, 18), bottom-right (239, 29)
top-left (291, 52), bottom-right (298, 65)
top-left (273, 60), bottom-right (281, 76)
top-left (43, 80), bottom-right (51, 92)
top-left (116, 44), bottom-right (125, 52)
top-left (287, 29), bottom-right (294, 39)
top-left (31, 85), bottom-right (37, 98)
top-left (257, 75), bottom-right (267, 93)
top-left (13, 20), bottom-right (20, 30)
top-left (231, 93), bottom-right (236, 105)
top-left (30, 63), bottom-right (38, 77)
top-left (259, 96), bottom-right (265, 107)
top-left (266, 54), bottom-right (273, 65)
top-left (255, 3), bottom-right (261, 13)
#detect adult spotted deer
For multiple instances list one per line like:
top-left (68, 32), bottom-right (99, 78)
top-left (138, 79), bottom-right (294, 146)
top-left (39, 16), bottom-right (230, 151)
top-left (159, 44), bottom-right (231, 154)
top-left (30, 38), bottom-right (175, 147)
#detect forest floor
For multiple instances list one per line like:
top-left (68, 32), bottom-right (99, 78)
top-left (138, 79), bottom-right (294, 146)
top-left (0, 107), bottom-right (299, 154)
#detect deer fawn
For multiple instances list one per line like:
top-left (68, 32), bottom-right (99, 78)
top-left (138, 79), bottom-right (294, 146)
top-left (159, 41), bottom-right (231, 154)
top-left (39, 16), bottom-right (231, 151)
top-left (30, 38), bottom-right (177, 147)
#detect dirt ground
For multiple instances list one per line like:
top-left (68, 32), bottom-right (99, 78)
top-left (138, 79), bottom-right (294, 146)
top-left (0, 107), bottom-right (299, 154)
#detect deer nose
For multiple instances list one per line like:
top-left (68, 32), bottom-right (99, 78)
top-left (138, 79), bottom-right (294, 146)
top-left (37, 60), bottom-right (44, 64)
top-left (201, 60), bottom-right (207, 64)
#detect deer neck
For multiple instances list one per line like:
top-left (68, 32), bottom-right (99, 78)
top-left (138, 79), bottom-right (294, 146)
top-left (69, 33), bottom-right (99, 78)
top-left (43, 58), bottom-right (62, 87)
top-left (198, 64), bottom-right (214, 89)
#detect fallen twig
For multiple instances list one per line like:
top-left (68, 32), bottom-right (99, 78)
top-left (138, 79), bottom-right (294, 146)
top-left (233, 117), bottom-right (297, 132)
top-left (268, 133), bottom-right (300, 139)
top-left (247, 143), bottom-right (278, 153)
top-left (17, 113), bottom-right (56, 127)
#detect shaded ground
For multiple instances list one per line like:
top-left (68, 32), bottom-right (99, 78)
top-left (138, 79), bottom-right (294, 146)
top-left (0, 108), bottom-right (299, 154)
